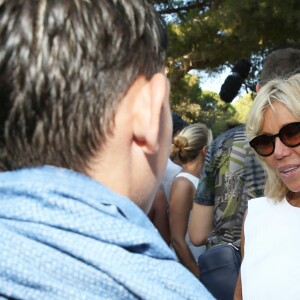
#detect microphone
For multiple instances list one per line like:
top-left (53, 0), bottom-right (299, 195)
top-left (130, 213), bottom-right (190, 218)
top-left (219, 59), bottom-right (252, 103)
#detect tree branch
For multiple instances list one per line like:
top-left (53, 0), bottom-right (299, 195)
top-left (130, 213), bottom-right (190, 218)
top-left (158, 1), bottom-right (211, 15)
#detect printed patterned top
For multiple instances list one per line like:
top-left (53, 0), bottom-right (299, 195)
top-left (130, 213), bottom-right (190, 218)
top-left (194, 125), bottom-right (266, 248)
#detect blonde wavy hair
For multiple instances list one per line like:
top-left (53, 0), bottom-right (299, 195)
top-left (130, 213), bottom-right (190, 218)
top-left (170, 123), bottom-right (212, 165)
top-left (246, 73), bottom-right (300, 201)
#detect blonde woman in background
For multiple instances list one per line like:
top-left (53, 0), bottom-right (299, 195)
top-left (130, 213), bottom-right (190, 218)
top-left (169, 123), bottom-right (213, 278)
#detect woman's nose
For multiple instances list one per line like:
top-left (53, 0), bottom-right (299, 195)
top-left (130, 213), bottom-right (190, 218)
top-left (273, 137), bottom-right (292, 159)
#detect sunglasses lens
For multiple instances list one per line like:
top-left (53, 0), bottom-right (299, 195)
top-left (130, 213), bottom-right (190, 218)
top-left (250, 135), bottom-right (274, 156)
top-left (281, 123), bottom-right (300, 146)
top-left (250, 122), bottom-right (300, 156)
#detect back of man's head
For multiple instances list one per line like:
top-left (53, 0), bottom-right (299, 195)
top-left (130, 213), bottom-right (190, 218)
top-left (171, 113), bottom-right (189, 137)
top-left (0, 0), bottom-right (167, 173)
top-left (259, 48), bottom-right (300, 85)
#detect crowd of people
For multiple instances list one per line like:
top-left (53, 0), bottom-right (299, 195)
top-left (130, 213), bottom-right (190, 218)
top-left (0, 1), bottom-right (300, 299)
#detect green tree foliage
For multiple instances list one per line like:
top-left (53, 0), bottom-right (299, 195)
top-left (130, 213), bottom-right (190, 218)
top-left (149, 0), bottom-right (300, 135)
top-left (149, 0), bottom-right (300, 136)
top-left (153, 0), bottom-right (300, 89)
top-left (232, 93), bottom-right (256, 124)
top-left (171, 73), bottom-right (239, 137)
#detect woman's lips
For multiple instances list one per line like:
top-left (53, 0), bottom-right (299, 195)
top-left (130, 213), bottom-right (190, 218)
top-left (279, 164), bottom-right (300, 176)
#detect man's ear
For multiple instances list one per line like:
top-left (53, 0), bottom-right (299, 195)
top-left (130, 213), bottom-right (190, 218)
top-left (132, 73), bottom-right (170, 154)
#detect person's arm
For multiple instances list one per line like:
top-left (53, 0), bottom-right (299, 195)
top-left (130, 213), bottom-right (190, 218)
top-left (189, 202), bottom-right (214, 246)
top-left (234, 209), bottom-right (247, 300)
top-left (169, 178), bottom-right (200, 278)
top-left (189, 143), bottom-right (215, 246)
top-left (148, 186), bottom-right (170, 245)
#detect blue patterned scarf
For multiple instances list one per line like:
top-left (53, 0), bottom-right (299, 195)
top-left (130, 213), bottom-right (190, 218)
top-left (0, 166), bottom-right (213, 299)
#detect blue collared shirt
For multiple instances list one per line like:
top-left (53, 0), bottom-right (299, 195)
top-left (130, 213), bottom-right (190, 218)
top-left (0, 166), bottom-right (214, 299)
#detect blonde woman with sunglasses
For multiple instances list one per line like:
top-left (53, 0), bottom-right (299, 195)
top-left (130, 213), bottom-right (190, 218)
top-left (234, 74), bottom-right (300, 300)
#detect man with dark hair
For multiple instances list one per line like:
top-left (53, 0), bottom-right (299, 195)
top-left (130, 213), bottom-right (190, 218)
top-left (172, 112), bottom-right (190, 136)
top-left (258, 48), bottom-right (300, 86)
top-left (0, 1), bottom-right (213, 299)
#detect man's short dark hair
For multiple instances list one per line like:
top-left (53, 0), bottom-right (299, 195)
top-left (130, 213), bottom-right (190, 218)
top-left (0, 0), bottom-right (167, 173)
top-left (172, 113), bottom-right (189, 137)
top-left (260, 48), bottom-right (300, 85)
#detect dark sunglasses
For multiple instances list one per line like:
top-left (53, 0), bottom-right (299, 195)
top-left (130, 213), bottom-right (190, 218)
top-left (249, 122), bottom-right (300, 157)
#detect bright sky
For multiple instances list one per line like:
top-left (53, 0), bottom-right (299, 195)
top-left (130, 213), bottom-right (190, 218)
top-left (198, 69), bottom-right (246, 102)
top-left (200, 71), bottom-right (229, 93)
